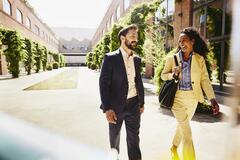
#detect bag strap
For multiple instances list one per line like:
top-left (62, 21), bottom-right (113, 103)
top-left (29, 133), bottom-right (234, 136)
top-left (173, 54), bottom-right (179, 80)
top-left (173, 55), bottom-right (179, 66)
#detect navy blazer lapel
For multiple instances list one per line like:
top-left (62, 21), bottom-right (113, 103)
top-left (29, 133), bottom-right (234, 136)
top-left (134, 56), bottom-right (139, 74)
top-left (118, 49), bottom-right (128, 81)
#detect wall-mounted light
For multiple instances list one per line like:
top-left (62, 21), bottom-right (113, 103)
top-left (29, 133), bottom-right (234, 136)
top-left (178, 12), bottom-right (183, 17)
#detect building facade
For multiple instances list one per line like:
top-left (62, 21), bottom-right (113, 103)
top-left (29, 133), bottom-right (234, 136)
top-left (93, 0), bottom-right (232, 93)
top-left (0, 0), bottom-right (59, 75)
top-left (91, 0), bottom-right (150, 47)
top-left (59, 38), bottom-right (91, 66)
top-left (159, 0), bottom-right (232, 92)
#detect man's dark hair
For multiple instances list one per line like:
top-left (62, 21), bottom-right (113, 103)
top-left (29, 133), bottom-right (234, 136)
top-left (118, 24), bottom-right (138, 43)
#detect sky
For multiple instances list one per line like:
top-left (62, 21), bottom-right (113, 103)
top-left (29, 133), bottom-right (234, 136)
top-left (27, 0), bottom-right (112, 28)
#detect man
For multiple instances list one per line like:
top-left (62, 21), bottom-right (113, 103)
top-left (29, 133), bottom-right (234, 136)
top-left (99, 24), bottom-right (144, 160)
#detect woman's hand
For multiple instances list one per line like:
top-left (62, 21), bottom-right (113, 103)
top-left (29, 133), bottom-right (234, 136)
top-left (210, 99), bottom-right (220, 115)
top-left (173, 66), bottom-right (181, 76)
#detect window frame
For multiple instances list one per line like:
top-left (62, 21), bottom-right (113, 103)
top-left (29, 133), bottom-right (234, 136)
top-left (16, 8), bottom-right (24, 24)
top-left (26, 17), bottom-right (31, 29)
top-left (192, 0), bottom-right (232, 90)
top-left (3, 0), bottom-right (12, 16)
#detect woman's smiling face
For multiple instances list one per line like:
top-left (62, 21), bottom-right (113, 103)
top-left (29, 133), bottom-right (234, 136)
top-left (178, 33), bottom-right (194, 54)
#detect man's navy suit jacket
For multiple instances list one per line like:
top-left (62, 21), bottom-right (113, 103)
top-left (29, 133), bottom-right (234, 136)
top-left (99, 49), bottom-right (144, 113)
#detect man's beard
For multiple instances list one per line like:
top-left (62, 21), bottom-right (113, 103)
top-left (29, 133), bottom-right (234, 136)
top-left (125, 39), bottom-right (137, 50)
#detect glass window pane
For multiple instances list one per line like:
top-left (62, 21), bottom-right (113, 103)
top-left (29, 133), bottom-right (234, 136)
top-left (154, 6), bottom-right (161, 24)
top-left (206, 0), bottom-right (223, 38)
top-left (159, 0), bottom-right (167, 19)
top-left (193, 0), bottom-right (206, 8)
top-left (168, 0), bottom-right (175, 16)
top-left (124, 0), bottom-right (130, 10)
top-left (111, 15), bottom-right (114, 27)
top-left (166, 20), bottom-right (174, 51)
top-left (209, 41), bottom-right (221, 83)
top-left (26, 17), bottom-right (31, 29)
top-left (35, 25), bottom-right (40, 35)
top-left (16, 9), bottom-right (23, 24)
top-left (193, 9), bottom-right (205, 37)
top-left (223, 40), bottom-right (232, 84)
top-left (225, 0), bottom-right (232, 35)
top-left (116, 6), bottom-right (120, 20)
top-left (3, 0), bottom-right (11, 15)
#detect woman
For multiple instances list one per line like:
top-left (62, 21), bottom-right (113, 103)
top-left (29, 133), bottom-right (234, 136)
top-left (161, 27), bottom-right (219, 160)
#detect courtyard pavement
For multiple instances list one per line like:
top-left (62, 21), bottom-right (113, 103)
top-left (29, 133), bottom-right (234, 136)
top-left (0, 67), bottom-right (238, 160)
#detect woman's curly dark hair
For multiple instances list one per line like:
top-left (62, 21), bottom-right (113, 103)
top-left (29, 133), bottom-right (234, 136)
top-left (177, 27), bottom-right (209, 58)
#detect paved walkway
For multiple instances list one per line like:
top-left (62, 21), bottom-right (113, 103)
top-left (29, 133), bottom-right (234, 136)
top-left (0, 67), bottom-right (236, 160)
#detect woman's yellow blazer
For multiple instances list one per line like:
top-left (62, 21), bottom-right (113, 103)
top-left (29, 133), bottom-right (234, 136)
top-left (161, 52), bottom-right (215, 102)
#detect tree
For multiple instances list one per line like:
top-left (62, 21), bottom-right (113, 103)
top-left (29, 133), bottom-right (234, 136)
top-left (33, 42), bottom-right (43, 73)
top-left (23, 38), bottom-right (35, 75)
top-left (42, 46), bottom-right (48, 71)
top-left (59, 54), bottom-right (65, 67)
top-left (89, 0), bottom-right (162, 69)
top-left (110, 24), bottom-right (123, 51)
top-left (2, 30), bottom-right (24, 78)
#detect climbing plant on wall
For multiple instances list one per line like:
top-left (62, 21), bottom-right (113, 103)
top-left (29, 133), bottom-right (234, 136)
top-left (1, 30), bottom-right (24, 78)
top-left (23, 38), bottom-right (35, 75)
top-left (89, 0), bottom-right (162, 70)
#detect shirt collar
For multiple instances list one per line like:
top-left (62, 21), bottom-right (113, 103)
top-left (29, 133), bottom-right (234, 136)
top-left (120, 47), bottom-right (133, 58)
top-left (179, 50), bottom-right (193, 63)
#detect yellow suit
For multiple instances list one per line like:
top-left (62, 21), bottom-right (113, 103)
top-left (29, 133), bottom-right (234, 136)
top-left (161, 52), bottom-right (215, 102)
top-left (161, 52), bottom-right (215, 160)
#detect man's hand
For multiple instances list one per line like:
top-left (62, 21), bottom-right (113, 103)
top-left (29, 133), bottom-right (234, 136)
top-left (210, 99), bottom-right (220, 115)
top-left (140, 106), bottom-right (144, 114)
top-left (105, 109), bottom-right (117, 124)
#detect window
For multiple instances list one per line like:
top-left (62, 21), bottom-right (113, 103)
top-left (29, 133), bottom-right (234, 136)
top-left (206, 0), bottom-right (223, 38)
top-left (16, 9), bottom-right (23, 24)
top-left (193, 0), bottom-right (206, 8)
top-left (111, 15), bottom-right (114, 27)
top-left (124, 0), bottom-right (130, 10)
top-left (35, 25), bottom-right (40, 35)
top-left (225, 0), bottom-right (232, 35)
top-left (155, 0), bottom-right (175, 22)
top-left (193, 9), bottom-right (205, 36)
top-left (107, 21), bottom-right (111, 30)
top-left (3, 0), bottom-right (11, 15)
top-left (154, 0), bottom-right (175, 51)
top-left (116, 6), bottom-right (120, 20)
top-left (26, 17), bottom-right (31, 29)
top-left (192, 0), bottom-right (232, 90)
top-left (42, 31), bottom-right (45, 38)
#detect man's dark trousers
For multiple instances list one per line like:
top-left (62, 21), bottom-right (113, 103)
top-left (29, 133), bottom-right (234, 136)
top-left (109, 96), bottom-right (141, 160)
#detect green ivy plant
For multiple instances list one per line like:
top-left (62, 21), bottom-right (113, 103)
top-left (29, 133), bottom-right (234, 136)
top-left (90, 0), bottom-right (162, 69)
top-left (1, 27), bottom-right (59, 77)
top-left (42, 46), bottom-right (48, 71)
top-left (23, 38), bottom-right (35, 75)
top-left (2, 30), bottom-right (24, 78)
top-left (0, 31), bottom-right (3, 54)
top-left (33, 42), bottom-right (43, 73)
top-left (59, 54), bottom-right (65, 67)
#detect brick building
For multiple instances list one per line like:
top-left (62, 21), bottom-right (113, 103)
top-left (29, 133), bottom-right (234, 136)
top-left (93, 0), bottom-right (232, 93)
top-left (91, 0), bottom-right (150, 47)
top-left (158, 0), bottom-right (232, 92)
top-left (0, 0), bottom-right (59, 75)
